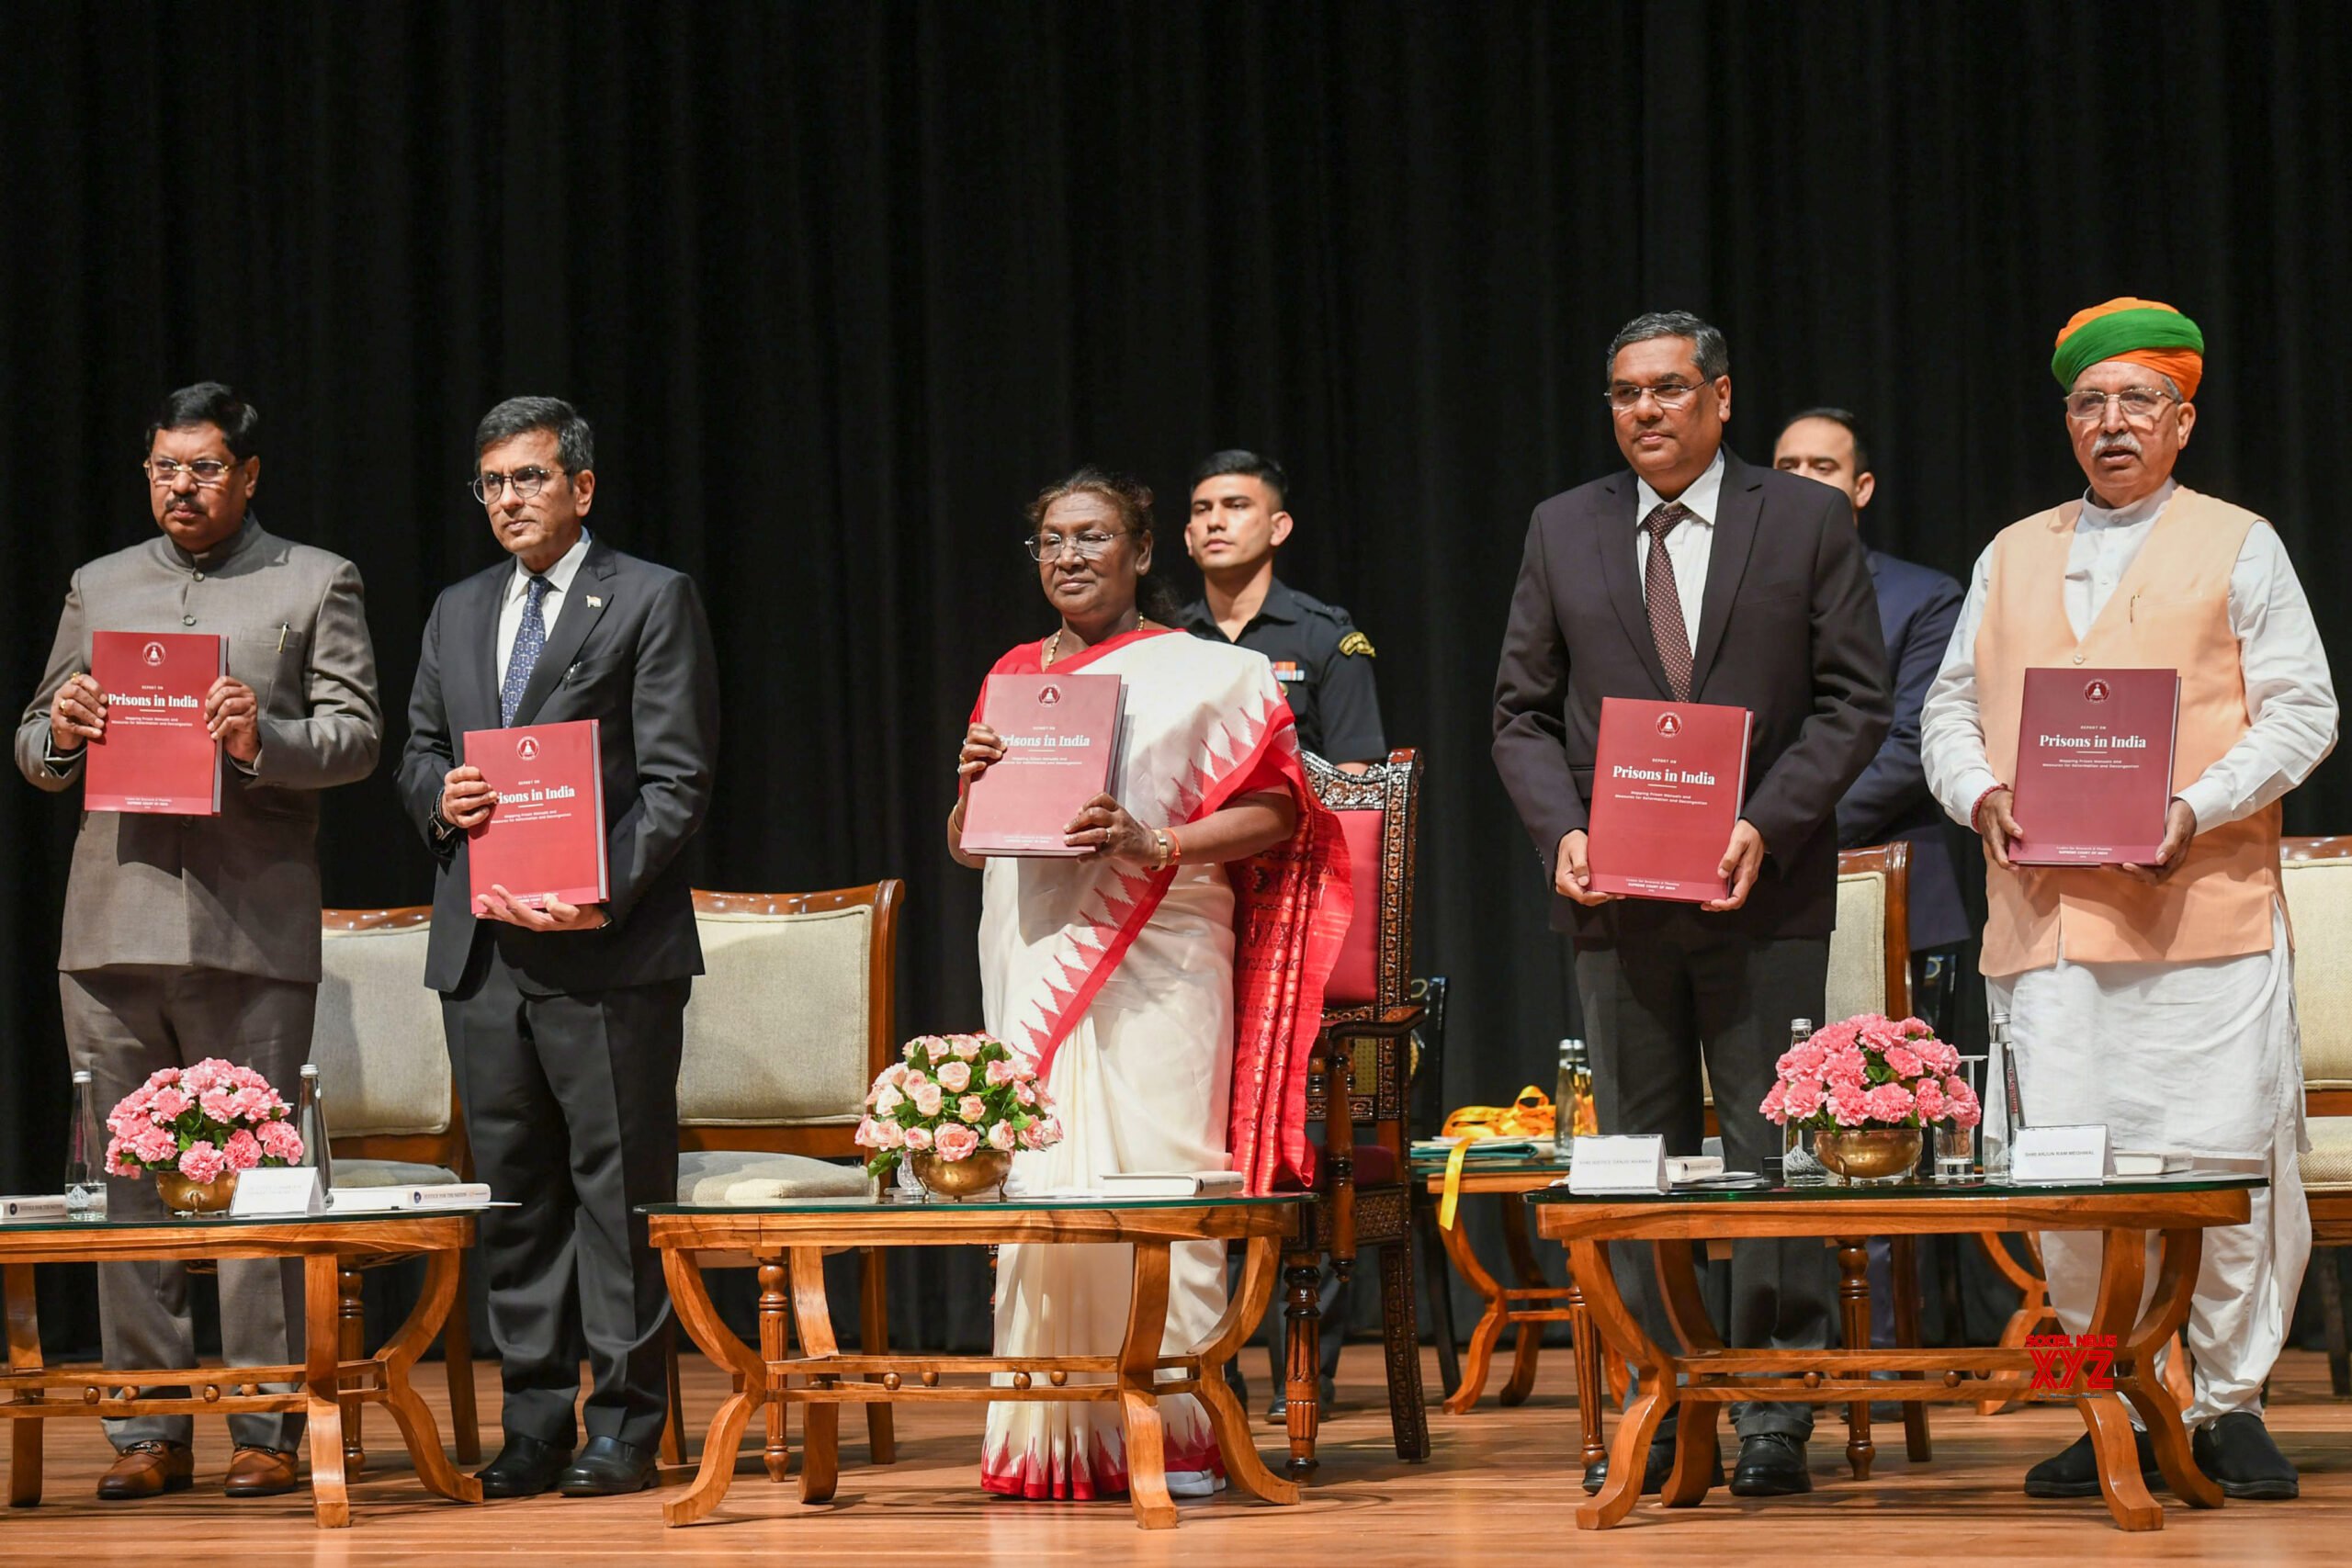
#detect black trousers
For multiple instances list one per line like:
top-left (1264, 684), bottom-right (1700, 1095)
top-left (443, 942), bottom-right (688, 1451)
top-left (1577, 921), bottom-right (1834, 1442)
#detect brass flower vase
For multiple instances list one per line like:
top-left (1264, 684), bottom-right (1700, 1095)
top-left (909, 1150), bottom-right (1012, 1201)
top-left (154, 1170), bottom-right (240, 1215)
top-left (1814, 1127), bottom-right (1922, 1187)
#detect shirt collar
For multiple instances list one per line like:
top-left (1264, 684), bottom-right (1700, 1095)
top-left (1254, 577), bottom-right (1302, 623)
top-left (2078, 477), bottom-right (2177, 532)
top-left (164, 516), bottom-right (261, 572)
top-left (1634, 448), bottom-right (1726, 528)
top-left (506, 528), bottom-right (593, 601)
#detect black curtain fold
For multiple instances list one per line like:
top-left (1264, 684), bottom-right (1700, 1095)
top-left (5, 1), bottom-right (2346, 1353)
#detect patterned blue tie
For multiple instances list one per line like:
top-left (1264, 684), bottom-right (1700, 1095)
top-left (500, 575), bottom-right (552, 727)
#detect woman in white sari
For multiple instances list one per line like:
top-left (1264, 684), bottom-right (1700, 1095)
top-left (951, 468), bottom-right (1349, 1501)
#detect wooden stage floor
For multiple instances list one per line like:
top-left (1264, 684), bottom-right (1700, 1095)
top-left (5, 1346), bottom-right (2349, 1564)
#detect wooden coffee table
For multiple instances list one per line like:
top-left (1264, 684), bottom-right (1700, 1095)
top-left (1, 1209), bottom-right (483, 1528)
top-left (644, 1192), bottom-right (1308, 1530)
top-left (1528, 1173), bottom-right (2262, 1532)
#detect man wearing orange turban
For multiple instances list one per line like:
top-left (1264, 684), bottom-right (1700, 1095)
top-left (1923, 299), bottom-right (2337, 1502)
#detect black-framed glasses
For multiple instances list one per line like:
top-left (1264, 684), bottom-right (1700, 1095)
top-left (2064, 387), bottom-right (2177, 425)
top-left (1604, 381), bottom-right (1705, 412)
top-left (470, 466), bottom-right (567, 503)
top-left (1023, 528), bottom-right (1126, 562)
top-left (143, 457), bottom-right (241, 488)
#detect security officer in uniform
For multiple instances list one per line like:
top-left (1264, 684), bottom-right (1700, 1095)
top-left (1179, 448), bottom-right (1386, 1420)
top-left (1176, 450), bottom-right (1386, 763)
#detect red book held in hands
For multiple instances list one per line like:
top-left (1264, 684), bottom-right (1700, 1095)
top-left (961, 673), bottom-right (1125, 856)
top-left (1586, 697), bottom-right (1752, 902)
top-left (2009, 667), bottom-right (2180, 864)
top-left (85, 630), bottom-right (223, 815)
top-left (463, 719), bottom-right (609, 908)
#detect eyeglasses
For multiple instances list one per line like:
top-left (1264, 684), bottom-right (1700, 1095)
top-left (470, 466), bottom-right (567, 503)
top-left (143, 457), bottom-right (241, 488)
top-left (1604, 381), bottom-right (1705, 412)
top-left (2064, 387), bottom-right (2178, 425)
top-left (1024, 529), bottom-right (1127, 562)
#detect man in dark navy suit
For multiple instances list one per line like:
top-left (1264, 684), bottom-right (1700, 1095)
top-left (399, 397), bottom-right (718, 1499)
top-left (1772, 409), bottom-right (1970, 1032)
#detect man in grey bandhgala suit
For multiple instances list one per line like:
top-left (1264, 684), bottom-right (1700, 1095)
top-left (14, 383), bottom-right (381, 1501)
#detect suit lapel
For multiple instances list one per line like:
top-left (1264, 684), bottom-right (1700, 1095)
top-left (1688, 454), bottom-right (1762, 696)
top-left (1599, 475), bottom-right (1675, 700)
top-left (510, 540), bottom-right (616, 727)
top-left (465, 569), bottom-right (509, 735)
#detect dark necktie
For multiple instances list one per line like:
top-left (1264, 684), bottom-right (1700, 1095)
top-left (500, 574), bottom-right (553, 727)
top-left (1642, 502), bottom-right (1695, 702)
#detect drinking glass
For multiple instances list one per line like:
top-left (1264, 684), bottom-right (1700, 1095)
top-left (1937, 1055), bottom-right (1989, 1181)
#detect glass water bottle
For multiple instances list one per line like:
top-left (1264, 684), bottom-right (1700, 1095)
top-left (296, 1064), bottom-right (335, 1197)
top-left (64, 1069), bottom-right (107, 1220)
top-left (1778, 1018), bottom-right (1821, 1182)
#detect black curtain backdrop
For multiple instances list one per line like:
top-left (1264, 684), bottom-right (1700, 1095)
top-left (5, 2), bottom-right (2347, 1354)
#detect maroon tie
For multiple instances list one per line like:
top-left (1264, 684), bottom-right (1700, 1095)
top-left (1643, 502), bottom-right (1695, 701)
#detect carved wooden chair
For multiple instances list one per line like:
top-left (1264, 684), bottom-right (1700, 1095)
top-left (1282, 749), bottom-right (1430, 1476)
top-left (663, 883), bottom-right (902, 1472)
top-left (314, 906), bottom-right (481, 1472)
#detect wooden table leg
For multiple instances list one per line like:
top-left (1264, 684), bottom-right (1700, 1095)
top-left (1890, 1235), bottom-right (1931, 1462)
top-left (1497, 1194), bottom-right (1546, 1406)
top-left (1650, 1243), bottom-right (1724, 1509)
top-left (1434, 1206), bottom-right (1508, 1415)
top-left (1569, 1238), bottom-right (1679, 1530)
top-left (2119, 1229), bottom-right (2220, 1512)
top-left (858, 1247), bottom-right (897, 1464)
top-left (1835, 1237), bottom-right (1873, 1480)
top-left (1281, 1252), bottom-right (1321, 1479)
top-left (1190, 1234), bottom-right (1300, 1506)
top-left (338, 1259), bottom-right (368, 1473)
top-left (757, 1257), bottom-right (793, 1483)
top-left (372, 1245), bottom-right (483, 1505)
top-left (786, 1247), bottom-right (839, 1506)
top-left (1566, 1272), bottom-right (1606, 1472)
top-left (662, 1247), bottom-right (767, 1527)
top-left (6, 1263), bottom-right (42, 1507)
top-left (1413, 1194), bottom-right (1464, 1399)
top-left (301, 1251), bottom-right (352, 1529)
top-left (2081, 1227), bottom-right (2164, 1531)
top-left (1117, 1240), bottom-right (1179, 1530)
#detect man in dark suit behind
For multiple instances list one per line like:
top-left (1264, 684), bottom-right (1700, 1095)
top-left (1492, 312), bottom-right (1889, 1499)
top-left (399, 397), bottom-right (718, 1498)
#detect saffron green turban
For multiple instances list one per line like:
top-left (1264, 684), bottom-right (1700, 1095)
top-left (2051, 298), bottom-right (2204, 399)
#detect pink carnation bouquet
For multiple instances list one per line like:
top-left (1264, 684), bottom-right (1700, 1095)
top-left (105, 1059), bottom-right (304, 1184)
top-left (1759, 1014), bottom-right (1981, 1134)
top-left (854, 1032), bottom-right (1062, 1179)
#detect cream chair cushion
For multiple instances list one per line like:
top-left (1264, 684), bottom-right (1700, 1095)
top-left (2286, 859), bottom-right (2352, 1089)
top-left (1826, 870), bottom-right (1891, 1021)
top-left (314, 922), bottom-right (452, 1138)
top-left (679, 904), bottom-right (876, 1125)
top-left (335, 1157), bottom-right (464, 1189)
top-left (2303, 1119), bottom-right (2352, 1190)
top-left (677, 1149), bottom-right (876, 1204)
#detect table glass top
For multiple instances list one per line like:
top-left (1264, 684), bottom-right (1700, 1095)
top-left (1521, 1170), bottom-right (2266, 1204)
top-left (642, 1192), bottom-right (1308, 1217)
top-left (0, 1206), bottom-right (481, 1235)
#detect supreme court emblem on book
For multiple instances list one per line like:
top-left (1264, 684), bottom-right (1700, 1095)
top-left (1037, 684), bottom-right (1061, 705)
top-left (2085, 679), bottom-right (2109, 702)
top-left (141, 640), bottom-right (166, 666)
top-left (2026, 1332), bottom-right (2117, 1393)
top-left (1656, 712), bottom-right (1682, 737)
top-left (516, 736), bottom-right (541, 761)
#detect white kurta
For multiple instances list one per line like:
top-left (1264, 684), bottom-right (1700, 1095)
top-left (1919, 479), bottom-right (2338, 1424)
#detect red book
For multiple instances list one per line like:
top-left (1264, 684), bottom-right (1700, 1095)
top-left (1586, 696), bottom-right (1752, 902)
top-left (462, 719), bottom-right (609, 908)
top-left (85, 631), bottom-right (223, 815)
top-left (960, 673), bottom-right (1125, 856)
top-left (2009, 667), bottom-right (2180, 865)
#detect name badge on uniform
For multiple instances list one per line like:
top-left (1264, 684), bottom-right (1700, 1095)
top-left (1270, 660), bottom-right (1305, 683)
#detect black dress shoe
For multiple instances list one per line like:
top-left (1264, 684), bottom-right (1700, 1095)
top-left (2022, 1430), bottom-right (2162, 1499)
top-left (477, 1434), bottom-right (573, 1498)
top-left (1728, 1432), bottom-right (1812, 1497)
top-left (2192, 1412), bottom-right (2298, 1500)
top-left (1580, 1439), bottom-right (1724, 1496)
top-left (559, 1436), bottom-right (659, 1496)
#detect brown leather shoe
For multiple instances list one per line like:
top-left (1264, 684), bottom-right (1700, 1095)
top-left (96, 1440), bottom-right (194, 1500)
top-left (223, 1445), bottom-right (301, 1497)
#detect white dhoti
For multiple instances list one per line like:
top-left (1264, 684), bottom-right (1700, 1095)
top-left (1993, 905), bottom-right (2309, 1426)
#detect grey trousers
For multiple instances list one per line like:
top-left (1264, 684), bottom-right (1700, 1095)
top-left (443, 944), bottom-right (687, 1451)
top-left (61, 965), bottom-right (313, 1453)
top-left (1577, 923), bottom-right (1834, 1443)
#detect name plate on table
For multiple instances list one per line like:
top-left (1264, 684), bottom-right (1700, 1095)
top-left (0, 1195), bottom-right (70, 1222)
top-left (229, 1167), bottom-right (327, 1217)
top-left (2009, 1123), bottom-right (2112, 1184)
top-left (1567, 1135), bottom-right (1669, 1194)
